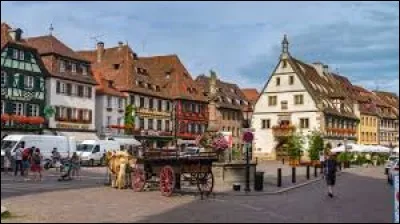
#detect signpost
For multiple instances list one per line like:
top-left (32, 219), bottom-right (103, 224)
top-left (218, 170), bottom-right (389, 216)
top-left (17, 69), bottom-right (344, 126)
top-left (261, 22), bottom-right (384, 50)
top-left (395, 175), bottom-right (399, 223)
top-left (243, 130), bottom-right (254, 193)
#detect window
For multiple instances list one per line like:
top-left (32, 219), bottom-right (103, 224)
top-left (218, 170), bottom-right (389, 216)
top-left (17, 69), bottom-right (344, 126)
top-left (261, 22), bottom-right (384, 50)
top-left (166, 101), bottom-right (171, 111)
top-left (19, 50), bottom-right (24, 61)
top-left (268, 96), bottom-right (277, 106)
top-left (113, 64), bottom-right (120, 70)
top-left (12, 49), bottom-right (18, 59)
top-left (294, 95), bottom-right (304, 105)
top-left (148, 119), bottom-right (154, 130)
top-left (1, 71), bottom-right (6, 87)
top-left (140, 118), bottom-right (145, 129)
top-left (13, 102), bottom-right (24, 115)
top-left (106, 116), bottom-right (111, 127)
top-left (289, 76), bottom-right (294, 85)
top-left (165, 120), bottom-right (170, 132)
top-left (66, 83), bottom-right (72, 96)
top-left (71, 63), bottom-right (77, 73)
top-left (140, 97), bottom-right (145, 108)
top-left (281, 101), bottom-right (288, 110)
top-left (77, 85), bottom-right (84, 97)
top-left (261, 119), bottom-right (271, 129)
top-left (24, 76), bottom-right (34, 89)
top-left (157, 100), bottom-right (162, 112)
top-left (60, 61), bottom-right (66, 72)
top-left (1, 101), bottom-right (5, 114)
top-left (300, 118), bottom-right (309, 129)
top-left (81, 65), bottom-right (88, 75)
top-left (87, 87), bottom-right (92, 99)
top-left (276, 77), bottom-right (280, 86)
top-left (149, 98), bottom-right (154, 109)
top-left (107, 96), bottom-right (112, 108)
top-left (157, 120), bottom-right (162, 131)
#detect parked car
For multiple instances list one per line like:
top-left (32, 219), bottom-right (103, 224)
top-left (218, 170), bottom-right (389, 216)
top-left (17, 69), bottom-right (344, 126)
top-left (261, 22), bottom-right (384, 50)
top-left (387, 159), bottom-right (399, 185)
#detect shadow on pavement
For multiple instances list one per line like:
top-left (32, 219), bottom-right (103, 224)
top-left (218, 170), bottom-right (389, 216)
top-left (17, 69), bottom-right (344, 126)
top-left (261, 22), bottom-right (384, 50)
top-left (135, 168), bottom-right (394, 223)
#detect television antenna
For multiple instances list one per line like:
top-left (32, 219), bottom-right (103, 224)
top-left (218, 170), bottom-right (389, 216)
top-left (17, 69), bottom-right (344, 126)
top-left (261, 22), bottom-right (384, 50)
top-left (90, 34), bottom-right (105, 45)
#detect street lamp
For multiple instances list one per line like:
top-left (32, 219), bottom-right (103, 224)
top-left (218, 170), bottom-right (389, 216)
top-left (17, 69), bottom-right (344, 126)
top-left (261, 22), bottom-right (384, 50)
top-left (243, 104), bottom-right (253, 193)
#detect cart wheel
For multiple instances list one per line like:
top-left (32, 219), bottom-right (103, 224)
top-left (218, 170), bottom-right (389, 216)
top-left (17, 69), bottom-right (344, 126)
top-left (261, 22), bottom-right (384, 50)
top-left (132, 168), bottom-right (146, 192)
top-left (197, 172), bottom-right (214, 196)
top-left (160, 165), bottom-right (175, 197)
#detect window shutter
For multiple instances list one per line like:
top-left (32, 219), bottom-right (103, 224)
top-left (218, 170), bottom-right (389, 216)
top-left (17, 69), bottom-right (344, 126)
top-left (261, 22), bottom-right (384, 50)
top-left (89, 110), bottom-right (92, 123)
top-left (67, 108), bottom-right (72, 120)
top-left (7, 48), bottom-right (13, 57)
top-left (55, 106), bottom-right (60, 120)
top-left (56, 81), bottom-right (60, 93)
top-left (88, 87), bottom-right (92, 99)
top-left (66, 83), bottom-right (72, 96)
top-left (78, 109), bottom-right (83, 121)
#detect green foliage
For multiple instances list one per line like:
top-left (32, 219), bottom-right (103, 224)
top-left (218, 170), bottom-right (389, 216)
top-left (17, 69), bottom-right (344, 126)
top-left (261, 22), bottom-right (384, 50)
top-left (286, 133), bottom-right (304, 160)
top-left (124, 104), bottom-right (135, 135)
top-left (308, 131), bottom-right (324, 161)
top-left (232, 148), bottom-right (242, 160)
top-left (337, 152), bottom-right (351, 163)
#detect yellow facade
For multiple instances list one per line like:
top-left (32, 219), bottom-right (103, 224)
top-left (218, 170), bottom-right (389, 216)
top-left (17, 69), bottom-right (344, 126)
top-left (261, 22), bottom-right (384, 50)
top-left (357, 114), bottom-right (379, 145)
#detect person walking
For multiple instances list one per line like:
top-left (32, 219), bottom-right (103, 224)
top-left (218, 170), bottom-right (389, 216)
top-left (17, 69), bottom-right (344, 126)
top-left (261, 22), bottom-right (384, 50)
top-left (14, 142), bottom-right (24, 177)
top-left (324, 152), bottom-right (338, 198)
top-left (22, 146), bottom-right (34, 179)
top-left (4, 150), bottom-right (12, 175)
top-left (31, 148), bottom-right (43, 181)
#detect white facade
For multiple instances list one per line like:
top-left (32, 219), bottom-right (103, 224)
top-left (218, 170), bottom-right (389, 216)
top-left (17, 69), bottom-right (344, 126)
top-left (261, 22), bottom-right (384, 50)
top-left (252, 59), bottom-right (319, 160)
top-left (46, 77), bottom-right (96, 132)
top-left (96, 94), bottom-right (127, 137)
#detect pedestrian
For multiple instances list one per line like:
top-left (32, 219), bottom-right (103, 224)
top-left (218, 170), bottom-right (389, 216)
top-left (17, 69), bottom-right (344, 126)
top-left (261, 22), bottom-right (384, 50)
top-left (31, 148), bottom-right (43, 181)
top-left (324, 152), bottom-right (338, 198)
top-left (4, 150), bottom-right (12, 175)
top-left (70, 152), bottom-right (81, 180)
top-left (14, 142), bottom-right (24, 177)
top-left (22, 146), bottom-right (34, 179)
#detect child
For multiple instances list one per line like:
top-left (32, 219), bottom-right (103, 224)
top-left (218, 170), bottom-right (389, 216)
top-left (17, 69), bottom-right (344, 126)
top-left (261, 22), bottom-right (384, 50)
top-left (31, 149), bottom-right (43, 181)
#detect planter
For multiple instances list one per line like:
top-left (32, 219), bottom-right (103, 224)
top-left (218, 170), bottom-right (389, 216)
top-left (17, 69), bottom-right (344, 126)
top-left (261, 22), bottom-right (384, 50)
top-left (289, 159), bottom-right (300, 167)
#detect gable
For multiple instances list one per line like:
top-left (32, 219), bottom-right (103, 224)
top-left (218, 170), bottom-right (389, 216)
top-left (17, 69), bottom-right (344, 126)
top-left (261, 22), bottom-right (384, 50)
top-left (1, 45), bottom-right (43, 73)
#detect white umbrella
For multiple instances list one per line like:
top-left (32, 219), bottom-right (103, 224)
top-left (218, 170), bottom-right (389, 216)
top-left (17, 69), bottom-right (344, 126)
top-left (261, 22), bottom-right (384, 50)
top-left (392, 147), bottom-right (399, 154)
top-left (364, 145), bottom-right (391, 153)
top-left (331, 143), bottom-right (368, 153)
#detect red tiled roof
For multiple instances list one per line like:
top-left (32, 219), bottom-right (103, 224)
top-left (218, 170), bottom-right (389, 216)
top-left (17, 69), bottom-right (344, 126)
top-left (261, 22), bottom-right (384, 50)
top-left (241, 88), bottom-right (260, 105)
top-left (195, 75), bottom-right (248, 110)
top-left (25, 35), bottom-right (88, 62)
top-left (139, 55), bottom-right (207, 102)
top-left (92, 70), bottom-right (127, 97)
top-left (78, 44), bottom-right (167, 98)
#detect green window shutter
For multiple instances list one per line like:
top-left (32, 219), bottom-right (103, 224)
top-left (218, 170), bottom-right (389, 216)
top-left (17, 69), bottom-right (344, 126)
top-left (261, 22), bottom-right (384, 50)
top-left (25, 52), bottom-right (32, 62)
top-left (19, 74), bottom-right (24, 88)
top-left (35, 76), bottom-right (40, 91)
top-left (7, 48), bottom-right (13, 57)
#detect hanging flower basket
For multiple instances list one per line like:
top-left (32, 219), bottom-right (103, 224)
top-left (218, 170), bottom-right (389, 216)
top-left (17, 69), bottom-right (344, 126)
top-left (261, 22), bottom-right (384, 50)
top-left (27, 116), bottom-right (45, 125)
top-left (1, 113), bottom-right (10, 122)
top-left (11, 115), bottom-right (28, 124)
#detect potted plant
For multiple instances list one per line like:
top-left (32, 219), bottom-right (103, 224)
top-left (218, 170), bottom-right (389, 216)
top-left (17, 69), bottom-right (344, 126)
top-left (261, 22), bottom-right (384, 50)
top-left (287, 133), bottom-right (304, 166)
top-left (211, 133), bottom-right (229, 162)
top-left (1, 113), bottom-right (10, 123)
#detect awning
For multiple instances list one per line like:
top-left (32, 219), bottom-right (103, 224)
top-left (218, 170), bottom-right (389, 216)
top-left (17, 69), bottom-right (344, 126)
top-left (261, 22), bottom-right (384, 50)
top-left (106, 137), bottom-right (141, 146)
top-left (58, 132), bottom-right (99, 143)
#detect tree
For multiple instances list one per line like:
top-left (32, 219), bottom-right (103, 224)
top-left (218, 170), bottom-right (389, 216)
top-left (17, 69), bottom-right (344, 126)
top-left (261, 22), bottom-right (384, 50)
top-left (308, 131), bottom-right (324, 161)
top-left (287, 133), bottom-right (304, 160)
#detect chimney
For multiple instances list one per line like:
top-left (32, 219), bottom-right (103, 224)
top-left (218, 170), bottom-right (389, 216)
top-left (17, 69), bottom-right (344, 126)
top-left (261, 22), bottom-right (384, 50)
top-left (96, 41), bottom-right (104, 63)
top-left (323, 65), bottom-right (329, 74)
top-left (118, 41), bottom-right (123, 50)
top-left (311, 62), bottom-right (324, 76)
top-left (9, 28), bottom-right (23, 41)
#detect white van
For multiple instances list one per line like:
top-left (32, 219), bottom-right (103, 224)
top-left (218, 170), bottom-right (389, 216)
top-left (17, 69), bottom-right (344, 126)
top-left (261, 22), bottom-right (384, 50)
top-left (77, 140), bottom-right (121, 166)
top-left (1, 135), bottom-right (76, 161)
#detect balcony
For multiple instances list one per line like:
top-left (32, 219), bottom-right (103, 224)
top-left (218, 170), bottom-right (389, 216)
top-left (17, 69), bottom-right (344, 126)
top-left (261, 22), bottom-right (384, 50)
top-left (272, 125), bottom-right (296, 137)
top-left (137, 108), bottom-right (170, 117)
top-left (325, 128), bottom-right (357, 138)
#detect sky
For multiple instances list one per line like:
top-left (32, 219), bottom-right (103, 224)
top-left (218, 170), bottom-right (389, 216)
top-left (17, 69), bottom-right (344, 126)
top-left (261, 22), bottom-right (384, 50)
top-left (1, 1), bottom-right (399, 94)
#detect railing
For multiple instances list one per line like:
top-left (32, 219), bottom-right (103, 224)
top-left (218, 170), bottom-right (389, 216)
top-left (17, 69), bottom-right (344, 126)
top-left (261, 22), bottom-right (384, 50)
top-left (325, 128), bottom-right (357, 137)
top-left (272, 125), bottom-right (296, 137)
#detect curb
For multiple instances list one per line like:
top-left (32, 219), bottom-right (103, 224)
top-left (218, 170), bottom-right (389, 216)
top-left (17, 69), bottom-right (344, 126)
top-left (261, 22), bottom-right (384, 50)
top-left (216, 171), bottom-right (346, 197)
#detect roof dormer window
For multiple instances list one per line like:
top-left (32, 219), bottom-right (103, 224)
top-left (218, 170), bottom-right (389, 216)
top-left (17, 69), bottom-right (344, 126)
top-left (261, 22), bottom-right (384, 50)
top-left (113, 64), bottom-right (120, 70)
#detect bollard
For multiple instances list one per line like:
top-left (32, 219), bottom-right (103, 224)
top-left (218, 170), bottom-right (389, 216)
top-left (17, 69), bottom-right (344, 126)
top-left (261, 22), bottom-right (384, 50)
top-left (306, 166), bottom-right (310, 180)
top-left (292, 167), bottom-right (296, 183)
top-left (385, 167), bottom-right (389, 175)
top-left (320, 163), bottom-right (323, 174)
top-left (175, 173), bottom-right (181, 190)
top-left (277, 168), bottom-right (282, 187)
top-left (314, 165), bottom-right (318, 177)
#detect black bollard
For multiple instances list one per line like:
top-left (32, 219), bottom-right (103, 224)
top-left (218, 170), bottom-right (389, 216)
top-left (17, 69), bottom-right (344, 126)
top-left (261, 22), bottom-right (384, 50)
top-left (306, 166), bottom-right (310, 180)
top-left (277, 168), bottom-right (282, 187)
top-left (314, 165), bottom-right (318, 177)
top-left (175, 173), bottom-right (181, 190)
top-left (292, 167), bottom-right (296, 183)
top-left (385, 167), bottom-right (389, 175)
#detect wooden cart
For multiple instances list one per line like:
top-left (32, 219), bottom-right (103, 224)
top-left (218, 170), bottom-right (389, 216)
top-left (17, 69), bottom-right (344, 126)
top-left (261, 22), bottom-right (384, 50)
top-left (131, 150), bottom-right (218, 198)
